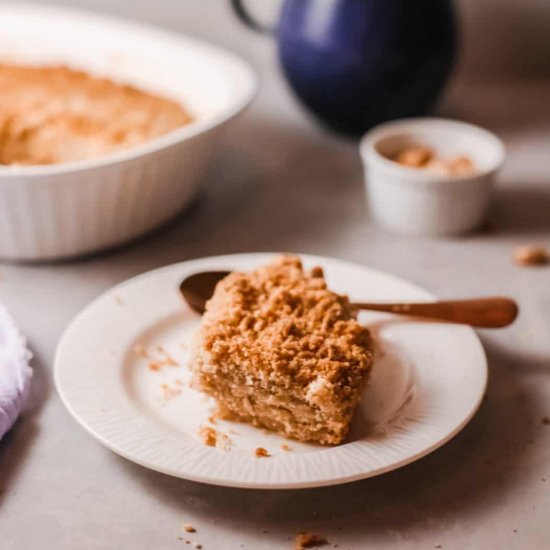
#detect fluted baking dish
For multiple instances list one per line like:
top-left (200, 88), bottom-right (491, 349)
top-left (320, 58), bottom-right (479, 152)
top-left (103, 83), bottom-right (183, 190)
top-left (0, 3), bottom-right (257, 260)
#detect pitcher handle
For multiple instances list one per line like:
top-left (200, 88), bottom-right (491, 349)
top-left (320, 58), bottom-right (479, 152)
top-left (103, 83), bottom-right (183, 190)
top-left (230, 0), bottom-right (274, 34)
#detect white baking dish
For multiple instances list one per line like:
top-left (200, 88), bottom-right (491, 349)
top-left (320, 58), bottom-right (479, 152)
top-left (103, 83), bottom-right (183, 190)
top-left (0, 3), bottom-right (257, 260)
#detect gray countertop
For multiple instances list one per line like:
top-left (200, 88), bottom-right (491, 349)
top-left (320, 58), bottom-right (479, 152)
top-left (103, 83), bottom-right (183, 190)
top-left (2, 2), bottom-right (550, 549)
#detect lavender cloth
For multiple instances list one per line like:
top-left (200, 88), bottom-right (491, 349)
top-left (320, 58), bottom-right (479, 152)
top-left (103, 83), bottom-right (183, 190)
top-left (0, 304), bottom-right (32, 440)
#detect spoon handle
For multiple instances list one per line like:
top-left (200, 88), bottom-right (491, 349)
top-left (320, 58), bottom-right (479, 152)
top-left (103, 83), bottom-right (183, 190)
top-left (353, 297), bottom-right (519, 328)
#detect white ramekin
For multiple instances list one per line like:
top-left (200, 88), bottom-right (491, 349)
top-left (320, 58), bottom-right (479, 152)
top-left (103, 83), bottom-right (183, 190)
top-left (360, 118), bottom-right (506, 236)
top-left (0, 3), bottom-right (257, 260)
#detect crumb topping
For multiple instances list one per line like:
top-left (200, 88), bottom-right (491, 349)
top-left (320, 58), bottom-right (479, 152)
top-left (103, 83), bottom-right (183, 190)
top-left (0, 63), bottom-right (192, 165)
top-left (198, 426), bottom-right (232, 450)
top-left (199, 255), bottom-right (373, 390)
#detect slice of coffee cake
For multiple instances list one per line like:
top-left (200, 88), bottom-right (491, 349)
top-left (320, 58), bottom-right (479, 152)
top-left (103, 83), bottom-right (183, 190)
top-left (191, 255), bottom-right (374, 445)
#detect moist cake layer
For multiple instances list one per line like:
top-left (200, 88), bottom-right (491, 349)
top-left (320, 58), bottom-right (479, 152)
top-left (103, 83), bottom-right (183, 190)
top-left (0, 63), bottom-right (192, 165)
top-left (191, 255), bottom-right (374, 445)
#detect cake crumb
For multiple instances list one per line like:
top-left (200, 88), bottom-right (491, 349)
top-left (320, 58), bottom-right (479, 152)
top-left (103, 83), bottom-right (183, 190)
top-left (255, 447), bottom-right (271, 458)
top-left (160, 382), bottom-right (182, 401)
top-left (183, 524), bottom-right (196, 533)
top-left (194, 544), bottom-right (202, 549)
top-left (281, 444), bottom-right (292, 451)
top-left (157, 345), bottom-right (179, 366)
top-left (134, 344), bottom-right (149, 358)
top-left (137, 343), bottom-right (180, 371)
top-left (200, 426), bottom-right (218, 447)
top-left (208, 415), bottom-right (218, 425)
top-left (513, 245), bottom-right (550, 266)
top-left (294, 532), bottom-right (328, 549)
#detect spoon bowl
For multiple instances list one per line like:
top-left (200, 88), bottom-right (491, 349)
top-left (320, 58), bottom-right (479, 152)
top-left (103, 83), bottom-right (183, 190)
top-left (179, 270), bottom-right (518, 328)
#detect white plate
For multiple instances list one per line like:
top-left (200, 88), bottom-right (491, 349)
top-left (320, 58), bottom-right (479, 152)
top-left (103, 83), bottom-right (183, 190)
top-left (54, 254), bottom-right (487, 489)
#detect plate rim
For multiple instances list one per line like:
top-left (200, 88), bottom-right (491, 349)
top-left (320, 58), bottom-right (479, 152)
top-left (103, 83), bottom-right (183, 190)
top-left (54, 252), bottom-right (488, 489)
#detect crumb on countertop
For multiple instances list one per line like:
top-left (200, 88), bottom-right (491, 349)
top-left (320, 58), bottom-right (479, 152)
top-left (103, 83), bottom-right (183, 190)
top-left (281, 444), bottom-right (292, 451)
top-left (134, 344), bottom-right (149, 358)
top-left (294, 532), bottom-right (328, 549)
top-left (183, 524), bottom-right (196, 533)
top-left (255, 447), bottom-right (271, 458)
top-left (513, 245), bottom-right (550, 267)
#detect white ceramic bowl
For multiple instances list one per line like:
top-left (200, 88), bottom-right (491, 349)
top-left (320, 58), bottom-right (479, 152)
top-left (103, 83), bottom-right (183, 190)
top-left (0, 3), bottom-right (257, 260)
top-left (360, 118), bottom-right (506, 236)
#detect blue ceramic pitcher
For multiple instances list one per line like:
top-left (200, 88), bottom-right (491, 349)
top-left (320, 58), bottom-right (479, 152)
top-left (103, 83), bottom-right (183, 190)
top-left (231, 0), bottom-right (456, 136)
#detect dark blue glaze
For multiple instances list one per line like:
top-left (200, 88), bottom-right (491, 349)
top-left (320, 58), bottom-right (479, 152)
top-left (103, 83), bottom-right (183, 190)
top-left (276, 0), bottom-right (456, 136)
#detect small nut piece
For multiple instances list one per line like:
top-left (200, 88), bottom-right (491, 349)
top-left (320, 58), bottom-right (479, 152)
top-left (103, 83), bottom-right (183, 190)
top-left (394, 146), bottom-right (433, 168)
top-left (448, 155), bottom-right (476, 175)
top-left (513, 245), bottom-right (550, 267)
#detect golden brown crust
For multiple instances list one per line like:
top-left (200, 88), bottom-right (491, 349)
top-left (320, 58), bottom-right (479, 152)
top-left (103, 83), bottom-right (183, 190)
top-left (0, 63), bottom-right (192, 165)
top-left (199, 255), bottom-right (373, 393)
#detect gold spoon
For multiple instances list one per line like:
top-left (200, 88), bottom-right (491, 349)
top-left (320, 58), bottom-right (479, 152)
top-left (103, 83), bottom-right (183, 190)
top-left (179, 271), bottom-right (518, 328)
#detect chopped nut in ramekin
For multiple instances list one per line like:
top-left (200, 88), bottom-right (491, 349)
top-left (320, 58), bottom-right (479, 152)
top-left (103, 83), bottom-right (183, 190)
top-left (393, 145), bottom-right (476, 176)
